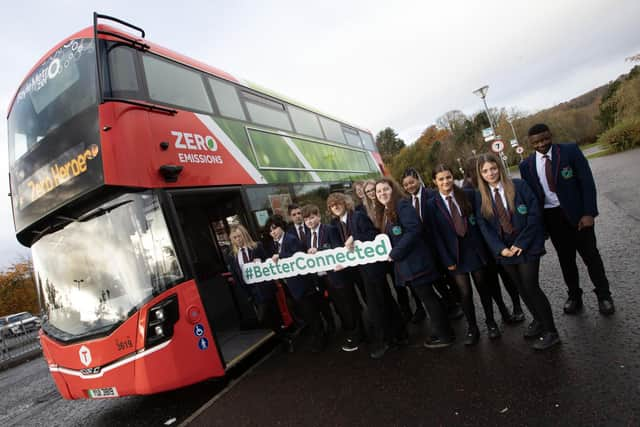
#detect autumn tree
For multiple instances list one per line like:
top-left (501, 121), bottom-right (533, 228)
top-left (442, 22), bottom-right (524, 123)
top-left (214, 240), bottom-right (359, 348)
top-left (0, 260), bottom-right (39, 316)
top-left (375, 127), bottom-right (405, 163)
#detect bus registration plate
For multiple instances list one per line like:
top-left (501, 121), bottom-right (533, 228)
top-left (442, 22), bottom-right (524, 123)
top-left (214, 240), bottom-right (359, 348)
top-left (88, 387), bottom-right (119, 399)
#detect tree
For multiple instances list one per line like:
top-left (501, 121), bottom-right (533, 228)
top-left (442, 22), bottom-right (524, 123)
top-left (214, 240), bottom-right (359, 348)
top-left (375, 127), bottom-right (405, 163)
top-left (414, 125), bottom-right (450, 147)
top-left (0, 260), bottom-right (39, 316)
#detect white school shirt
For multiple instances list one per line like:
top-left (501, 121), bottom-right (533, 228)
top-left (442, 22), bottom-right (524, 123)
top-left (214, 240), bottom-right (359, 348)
top-left (439, 192), bottom-right (462, 217)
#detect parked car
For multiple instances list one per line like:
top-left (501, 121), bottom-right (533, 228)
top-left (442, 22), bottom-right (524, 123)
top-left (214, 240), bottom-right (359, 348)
top-left (4, 312), bottom-right (41, 336)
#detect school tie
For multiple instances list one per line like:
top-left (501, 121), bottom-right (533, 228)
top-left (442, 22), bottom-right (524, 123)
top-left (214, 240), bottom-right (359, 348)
top-left (274, 241), bottom-right (280, 253)
top-left (298, 225), bottom-right (305, 241)
top-left (413, 196), bottom-right (421, 220)
top-left (494, 188), bottom-right (514, 235)
top-left (241, 248), bottom-right (250, 263)
top-left (543, 154), bottom-right (556, 193)
top-left (447, 196), bottom-right (467, 237)
top-left (312, 231), bottom-right (318, 249)
top-left (340, 221), bottom-right (348, 241)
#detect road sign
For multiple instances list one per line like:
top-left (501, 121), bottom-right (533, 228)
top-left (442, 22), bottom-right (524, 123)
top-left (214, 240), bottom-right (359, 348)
top-left (510, 139), bottom-right (518, 147)
top-left (516, 146), bottom-right (524, 154)
top-left (482, 127), bottom-right (494, 138)
top-left (483, 127), bottom-right (495, 142)
top-left (491, 140), bottom-right (504, 153)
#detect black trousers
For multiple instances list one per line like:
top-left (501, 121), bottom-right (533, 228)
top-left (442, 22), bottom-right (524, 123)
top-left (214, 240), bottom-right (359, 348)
top-left (362, 272), bottom-right (406, 347)
top-left (502, 260), bottom-right (557, 334)
top-left (295, 291), bottom-right (326, 340)
top-left (328, 282), bottom-right (362, 339)
top-left (411, 283), bottom-right (453, 340)
top-left (544, 207), bottom-right (611, 299)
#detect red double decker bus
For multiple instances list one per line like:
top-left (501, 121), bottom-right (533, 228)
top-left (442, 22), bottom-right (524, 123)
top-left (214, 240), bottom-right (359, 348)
top-left (7, 14), bottom-right (383, 399)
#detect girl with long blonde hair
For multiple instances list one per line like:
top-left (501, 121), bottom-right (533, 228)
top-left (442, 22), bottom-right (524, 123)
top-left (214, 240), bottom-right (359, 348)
top-left (474, 153), bottom-right (560, 351)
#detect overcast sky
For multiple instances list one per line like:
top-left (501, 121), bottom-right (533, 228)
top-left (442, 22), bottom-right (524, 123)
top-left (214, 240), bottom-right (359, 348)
top-left (0, 0), bottom-right (639, 269)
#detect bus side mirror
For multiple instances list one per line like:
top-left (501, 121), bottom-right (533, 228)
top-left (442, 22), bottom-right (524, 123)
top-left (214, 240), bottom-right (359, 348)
top-left (159, 164), bottom-right (183, 183)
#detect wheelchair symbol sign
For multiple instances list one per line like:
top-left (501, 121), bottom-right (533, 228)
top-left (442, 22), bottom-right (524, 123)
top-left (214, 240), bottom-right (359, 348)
top-left (194, 324), bottom-right (205, 337)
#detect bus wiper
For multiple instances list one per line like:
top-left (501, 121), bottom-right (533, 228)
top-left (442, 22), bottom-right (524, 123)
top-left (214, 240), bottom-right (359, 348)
top-left (78, 199), bottom-right (133, 222)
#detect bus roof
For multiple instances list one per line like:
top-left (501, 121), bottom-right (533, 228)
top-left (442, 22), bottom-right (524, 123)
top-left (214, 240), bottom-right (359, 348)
top-left (8, 22), bottom-right (372, 134)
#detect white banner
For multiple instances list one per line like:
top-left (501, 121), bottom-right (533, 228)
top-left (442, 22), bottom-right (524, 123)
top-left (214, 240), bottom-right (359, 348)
top-left (242, 234), bottom-right (391, 284)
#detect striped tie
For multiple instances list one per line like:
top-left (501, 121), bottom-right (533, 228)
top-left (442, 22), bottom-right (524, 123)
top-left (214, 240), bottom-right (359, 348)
top-left (494, 188), bottom-right (514, 235)
top-left (447, 196), bottom-right (467, 237)
top-left (543, 154), bottom-right (556, 193)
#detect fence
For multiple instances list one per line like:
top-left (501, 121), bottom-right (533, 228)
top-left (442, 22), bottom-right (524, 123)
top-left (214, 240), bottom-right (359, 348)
top-left (0, 325), bottom-right (42, 370)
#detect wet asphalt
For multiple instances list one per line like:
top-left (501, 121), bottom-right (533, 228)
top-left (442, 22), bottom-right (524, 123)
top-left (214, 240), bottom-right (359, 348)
top-left (188, 149), bottom-right (640, 426)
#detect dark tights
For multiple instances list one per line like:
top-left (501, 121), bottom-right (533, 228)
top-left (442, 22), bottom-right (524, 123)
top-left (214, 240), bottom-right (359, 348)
top-left (450, 268), bottom-right (495, 330)
top-left (501, 260), bottom-right (557, 334)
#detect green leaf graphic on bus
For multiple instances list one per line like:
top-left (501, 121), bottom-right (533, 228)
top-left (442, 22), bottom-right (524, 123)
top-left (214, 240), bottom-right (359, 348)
top-left (248, 130), bottom-right (304, 169)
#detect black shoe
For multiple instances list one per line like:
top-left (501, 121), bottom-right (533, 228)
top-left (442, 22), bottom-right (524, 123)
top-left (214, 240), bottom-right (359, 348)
top-left (463, 327), bottom-right (480, 346)
top-left (448, 305), bottom-right (464, 320)
top-left (563, 296), bottom-right (583, 314)
top-left (411, 308), bottom-right (427, 324)
top-left (424, 336), bottom-right (454, 349)
top-left (524, 320), bottom-right (544, 339)
top-left (532, 332), bottom-right (561, 351)
top-left (487, 323), bottom-right (501, 339)
top-left (598, 298), bottom-right (615, 316)
top-left (369, 344), bottom-right (389, 359)
top-left (341, 337), bottom-right (359, 352)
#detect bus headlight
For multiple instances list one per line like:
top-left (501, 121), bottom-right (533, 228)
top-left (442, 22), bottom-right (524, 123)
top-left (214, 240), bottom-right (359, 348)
top-left (146, 294), bottom-right (179, 348)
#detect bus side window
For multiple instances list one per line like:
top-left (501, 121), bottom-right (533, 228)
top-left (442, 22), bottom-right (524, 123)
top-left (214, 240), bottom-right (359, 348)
top-left (142, 54), bottom-right (213, 114)
top-left (106, 44), bottom-right (140, 97)
top-left (343, 126), bottom-right (364, 148)
top-left (289, 105), bottom-right (324, 139)
top-left (319, 116), bottom-right (346, 144)
top-left (208, 78), bottom-right (246, 121)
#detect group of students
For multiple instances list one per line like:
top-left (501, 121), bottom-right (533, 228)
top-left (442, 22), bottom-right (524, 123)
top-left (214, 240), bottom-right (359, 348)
top-left (226, 123), bottom-right (614, 359)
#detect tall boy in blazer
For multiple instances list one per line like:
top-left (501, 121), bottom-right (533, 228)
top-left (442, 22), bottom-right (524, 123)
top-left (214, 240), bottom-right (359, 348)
top-left (519, 123), bottom-right (614, 315)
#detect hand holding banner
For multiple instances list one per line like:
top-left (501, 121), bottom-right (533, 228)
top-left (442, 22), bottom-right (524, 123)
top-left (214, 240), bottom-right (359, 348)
top-left (242, 234), bottom-right (391, 284)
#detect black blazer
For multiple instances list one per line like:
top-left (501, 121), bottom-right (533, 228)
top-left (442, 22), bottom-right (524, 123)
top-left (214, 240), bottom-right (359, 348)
top-left (305, 223), bottom-right (351, 288)
top-left (519, 143), bottom-right (598, 225)
top-left (386, 198), bottom-right (440, 286)
top-left (266, 231), bottom-right (314, 300)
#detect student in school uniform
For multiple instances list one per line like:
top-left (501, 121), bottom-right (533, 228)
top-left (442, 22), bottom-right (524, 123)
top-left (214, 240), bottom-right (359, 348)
top-left (265, 215), bottom-right (327, 352)
top-left (426, 164), bottom-right (500, 345)
top-left (400, 168), bottom-right (463, 322)
top-left (288, 203), bottom-right (335, 333)
top-left (227, 224), bottom-right (294, 352)
top-left (363, 179), bottom-right (419, 322)
top-left (287, 203), bottom-right (310, 243)
top-left (374, 177), bottom-right (455, 349)
top-left (463, 157), bottom-right (525, 324)
top-left (475, 153), bottom-right (560, 351)
top-left (302, 204), bottom-right (363, 352)
top-left (327, 192), bottom-right (407, 359)
top-left (520, 123), bottom-right (614, 315)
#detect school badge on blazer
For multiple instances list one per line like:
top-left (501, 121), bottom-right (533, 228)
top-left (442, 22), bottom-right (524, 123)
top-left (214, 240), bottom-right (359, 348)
top-left (517, 204), bottom-right (528, 215)
top-left (468, 214), bottom-right (477, 225)
top-left (392, 225), bottom-right (402, 236)
top-left (561, 166), bottom-right (574, 179)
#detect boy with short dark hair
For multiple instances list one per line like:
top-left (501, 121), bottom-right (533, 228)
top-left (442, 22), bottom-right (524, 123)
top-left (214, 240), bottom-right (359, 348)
top-left (302, 204), bottom-right (362, 352)
top-left (265, 214), bottom-right (327, 352)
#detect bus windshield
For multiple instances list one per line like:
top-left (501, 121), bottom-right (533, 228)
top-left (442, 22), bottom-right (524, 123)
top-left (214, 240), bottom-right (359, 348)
top-left (8, 38), bottom-right (97, 165)
top-left (33, 191), bottom-right (183, 342)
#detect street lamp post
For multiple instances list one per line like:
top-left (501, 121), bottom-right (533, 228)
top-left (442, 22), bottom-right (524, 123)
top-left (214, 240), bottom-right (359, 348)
top-left (472, 85), bottom-right (509, 175)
